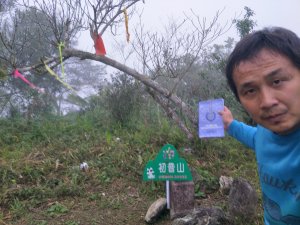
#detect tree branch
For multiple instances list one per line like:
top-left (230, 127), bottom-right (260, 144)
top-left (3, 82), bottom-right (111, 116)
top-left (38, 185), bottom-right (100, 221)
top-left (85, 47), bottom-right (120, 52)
top-left (64, 48), bottom-right (198, 127)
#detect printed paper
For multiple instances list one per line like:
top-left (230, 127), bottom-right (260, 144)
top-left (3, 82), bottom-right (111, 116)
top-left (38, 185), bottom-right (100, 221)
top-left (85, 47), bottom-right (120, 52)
top-left (198, 98), bottom-right (224, 138)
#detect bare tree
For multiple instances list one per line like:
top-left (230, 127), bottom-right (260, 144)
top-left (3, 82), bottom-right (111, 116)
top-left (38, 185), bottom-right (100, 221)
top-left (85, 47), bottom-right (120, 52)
top-left (127, 9), bottom-right (232, 138)
top-left (1, 0), bottom-right (233, 139)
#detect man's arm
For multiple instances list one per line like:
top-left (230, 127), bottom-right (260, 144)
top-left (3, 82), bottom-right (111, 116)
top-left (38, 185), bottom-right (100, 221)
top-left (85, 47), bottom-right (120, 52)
top-left (219, 106), bottom-right (256, 150)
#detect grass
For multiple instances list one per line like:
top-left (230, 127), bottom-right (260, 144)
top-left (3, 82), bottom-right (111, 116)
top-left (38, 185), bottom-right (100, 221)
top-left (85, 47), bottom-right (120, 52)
top-left (0, 110), bottom-right (263, 225)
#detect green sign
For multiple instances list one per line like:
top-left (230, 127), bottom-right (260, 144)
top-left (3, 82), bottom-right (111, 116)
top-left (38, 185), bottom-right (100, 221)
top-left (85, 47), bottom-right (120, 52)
top-left (143, 144), bottom-right (192, 181)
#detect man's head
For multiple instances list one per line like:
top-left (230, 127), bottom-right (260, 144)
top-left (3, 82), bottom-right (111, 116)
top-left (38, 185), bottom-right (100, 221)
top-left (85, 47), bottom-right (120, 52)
top-left (226, 27), bottom-right (300, 134)
top-left (226, 27), bottom-right (300, 100)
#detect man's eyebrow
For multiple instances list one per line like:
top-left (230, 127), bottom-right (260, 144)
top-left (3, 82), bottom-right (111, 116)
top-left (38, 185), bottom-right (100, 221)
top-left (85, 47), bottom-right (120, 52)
top-left (238, 81), bottom-right (255, 92)
top-left (266, 68), bottom-right (282, 79)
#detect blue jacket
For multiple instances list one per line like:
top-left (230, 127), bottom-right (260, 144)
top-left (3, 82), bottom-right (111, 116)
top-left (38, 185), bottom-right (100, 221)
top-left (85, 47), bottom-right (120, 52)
top-left (228, 120), bottom-right (300, 225)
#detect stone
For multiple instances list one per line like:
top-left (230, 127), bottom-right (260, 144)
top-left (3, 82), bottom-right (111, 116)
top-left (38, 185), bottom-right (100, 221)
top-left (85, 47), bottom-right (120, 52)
top-left (172, 214), bottom-right (197, 225)
top-left (172, 207), bottom-right (229, 225)
top-left (145, 197), bottom-right (167, 223)
top-left (228, 177), bottom-right (258, 220)
top-left (170, 181), bottom-right (195, 219)
top-left (219, 175), bottom-right (233, 195)
top-left (194, 207), bottom-right (230, 225)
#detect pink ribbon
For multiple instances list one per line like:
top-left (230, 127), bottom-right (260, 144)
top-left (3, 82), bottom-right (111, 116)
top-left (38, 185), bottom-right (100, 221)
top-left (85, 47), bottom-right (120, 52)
top-left (13, 70), bottom-right (44, 93)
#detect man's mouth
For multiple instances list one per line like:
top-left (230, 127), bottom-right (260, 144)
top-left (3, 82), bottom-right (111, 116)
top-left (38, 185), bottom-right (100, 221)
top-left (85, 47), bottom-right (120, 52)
top-left (262, 112), bottom-right (286, 123)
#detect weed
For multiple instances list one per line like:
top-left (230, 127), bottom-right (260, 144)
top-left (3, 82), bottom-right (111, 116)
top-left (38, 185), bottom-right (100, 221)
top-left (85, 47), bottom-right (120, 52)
top-left (68, 170), bottom-right (87, 186)
top-left (105, 131), bottom-right (112, 145)
top-left (97, 170), bottom-right (111, 183)
top-left (21, 165), bottom-right (46, 184)
top-left (10, 198), bottom-right (26, 219)
top-left (96, 195), bottom-right (123, 209)
top-left (65, 220), bottom-right (80, 225)
top-left (30, 220), bottom-right (47, 225)
top-left (11, 186), bottom-right (50, 201)
top-left (194, 168), bottom-right (219, 195)
top-left (0, 168), bottom-right (18, 188)
top-left (54, 184), bottom-right (83, 198)
top-left (46, 202), bottom-right (68, 217)
top-left (88, 193), bottom-right (101, 201)
top-left (194, 188), bottom-right (206, 198)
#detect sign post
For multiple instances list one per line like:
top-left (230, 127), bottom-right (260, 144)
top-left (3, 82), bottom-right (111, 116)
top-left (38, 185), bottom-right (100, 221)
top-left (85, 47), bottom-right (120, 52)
top-left (143, 144), bottom-right (193, 209)
top-left (166, 180), bottom-right (170, 208)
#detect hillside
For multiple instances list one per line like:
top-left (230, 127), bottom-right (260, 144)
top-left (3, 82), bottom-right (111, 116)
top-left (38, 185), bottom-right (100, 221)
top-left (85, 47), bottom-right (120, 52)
top-left (0, 113), bottom-right (263, 225)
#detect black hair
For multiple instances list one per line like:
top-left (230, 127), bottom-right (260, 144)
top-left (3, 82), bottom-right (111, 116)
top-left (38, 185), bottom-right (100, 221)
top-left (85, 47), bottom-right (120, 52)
top-left (225, 27), bottom-right (300, 100)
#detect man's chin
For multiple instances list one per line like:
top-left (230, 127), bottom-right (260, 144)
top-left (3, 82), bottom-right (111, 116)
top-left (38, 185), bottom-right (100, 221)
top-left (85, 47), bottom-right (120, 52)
top-left (267, 125), bottom-right (296, 135)
top-left (259, 121), bottom-right (290, 135)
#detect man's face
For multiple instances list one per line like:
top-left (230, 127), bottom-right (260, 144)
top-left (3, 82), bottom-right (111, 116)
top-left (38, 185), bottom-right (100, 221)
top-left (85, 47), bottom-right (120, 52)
top-left (233, 48), bottom-right (300, 135)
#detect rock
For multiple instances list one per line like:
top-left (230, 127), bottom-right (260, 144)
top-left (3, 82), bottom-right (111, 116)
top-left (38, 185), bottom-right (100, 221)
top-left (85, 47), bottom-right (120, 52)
top-left (219, 176), bottom-right (233, 195)
top-left (80, 162), bottom-right (89, 172)
top-left (172, 207), bottom-right (229, 225)
top-left (228, 177), bottom-right (258, 220)
top-left (194, 207), bottom-right (229, 225)
top-left (145, 197), bottom-right (167, 223)
top-left (172, 214), bottom-right (197, 225)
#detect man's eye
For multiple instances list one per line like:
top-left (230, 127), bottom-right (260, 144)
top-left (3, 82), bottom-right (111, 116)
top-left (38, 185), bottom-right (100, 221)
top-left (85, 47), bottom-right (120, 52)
top-left (244, 88), bottom-right (255, 95)
top-left (273, 79), bottom-right (281, 85)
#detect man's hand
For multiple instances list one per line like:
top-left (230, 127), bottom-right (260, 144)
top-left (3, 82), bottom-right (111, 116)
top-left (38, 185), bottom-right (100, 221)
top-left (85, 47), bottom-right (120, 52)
top-left (219, 106), bottom-right (234, 130)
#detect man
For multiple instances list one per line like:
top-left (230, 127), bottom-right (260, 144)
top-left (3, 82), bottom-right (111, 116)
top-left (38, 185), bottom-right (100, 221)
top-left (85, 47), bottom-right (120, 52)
top-left (219, 27), bottom-right (300, 225)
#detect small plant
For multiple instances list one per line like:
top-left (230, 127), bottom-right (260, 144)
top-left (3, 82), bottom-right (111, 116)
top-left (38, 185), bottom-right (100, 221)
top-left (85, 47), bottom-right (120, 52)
top-left (88, 193), bottom-right (100, 201)
top-left (46, 202), bottom-right (68, 216)
top-left (97, 170), bottom-right (111, 183)
top-left (10, 198), bottom-right (26, 219)
top-left (21, 165), bottom-right (45, 183)
top-left (32, 220), bottom-right (47, 225)
top-left (105, 131), bottom-right (112, 145)
top-left (0, 168), bottom-right (18, 187)
top-left (12, 186), bottom-right (50, 201)
top-left (194, 185), bottom-right (206, 198)
top-left (54, 184), bottom-right (83, 198)
top-left (194, 168), bottom-right (219, 195)
top-left (65, 220), bottom-right (80, 225)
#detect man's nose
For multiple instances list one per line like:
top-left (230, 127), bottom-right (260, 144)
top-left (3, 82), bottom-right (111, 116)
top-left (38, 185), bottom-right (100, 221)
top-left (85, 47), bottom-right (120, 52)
top-left (259, 88), bottom-right (278, 109)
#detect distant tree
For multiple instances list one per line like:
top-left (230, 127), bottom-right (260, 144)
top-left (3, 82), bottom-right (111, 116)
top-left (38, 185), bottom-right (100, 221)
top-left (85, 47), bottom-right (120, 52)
top-left (127, 10), bottom-right (234, 138)
top-left (0, 6), bottom-right (65, 117)
top-left (204, 37), bottom-right (234, 73)
top-left (234, 6), bottom-right (257, 38)
top-left (103, 72), bottom-right (143, 125)
top-left (0, 0), bottom-right (15, 12)
top-left (0, 3), bottom-right (105, 117)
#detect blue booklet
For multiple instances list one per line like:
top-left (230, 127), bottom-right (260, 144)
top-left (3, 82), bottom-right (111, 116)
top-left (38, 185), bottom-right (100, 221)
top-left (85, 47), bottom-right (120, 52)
top-left (198, 98), bottom-right (224, 138)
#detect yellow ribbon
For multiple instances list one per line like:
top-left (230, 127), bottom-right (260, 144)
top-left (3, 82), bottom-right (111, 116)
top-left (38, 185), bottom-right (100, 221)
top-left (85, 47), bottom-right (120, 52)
top-left (58, 42), bottom-right (65, 79)
top-left (43, 61), bottom-right (88, 105)
top-left (43, 60), bottom-right (74, 91)
top-left (123, 8), bottom-right (130, 42)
